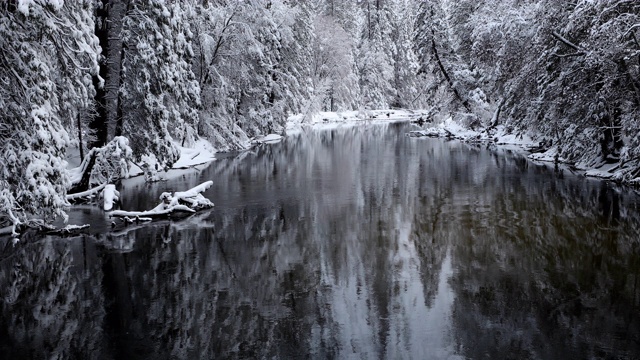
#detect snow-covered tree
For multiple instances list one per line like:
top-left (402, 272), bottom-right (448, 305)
top-left (415, 0), bottom-right (475, 119)
top-left (357, 0), bottom-right (396, 109)
top-left (480, 0), bottom-right (640, 174)
top-left (194, 0), bottom-right (310, 149)
top-left (119, 0), bottom-right (200, 170)
top-left (388, 0), bottom-right (425, 109)
top-left (0, 0), bottom-right (99, 235)
top-left (310, 14), bottom-right (359, 112)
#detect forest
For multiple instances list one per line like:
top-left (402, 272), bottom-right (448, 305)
top-left (1, 0), bottom-right (640, 234)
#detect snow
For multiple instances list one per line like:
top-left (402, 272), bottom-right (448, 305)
top-left (406, 129), bottom-right (443, 138)
top-left (60, 224), bottom-right (90, 231)
top-left (172, 139), bottom-right (217, 169)
top-left (584, 163), bottom-right (618, 180)
top-left (102, 184), bottom-right (119, 211)
top-left (528, 147), bottom-right (566, 164)
top-left (66, 183), bottom-right (107, 201)
top-left (585, 169), bottom-right (616, 180)
top-left (110, 204), bottom-right (195, 219)
top-left (403, 117), bottom-right (631, 183)
top-left (52, 224), bottom-right (90, 234)
top-left (68, 163), bottom-right (83, 185)
top-left (251, 133), bottom-right (283, 145)
top-left (17, 0), bottom-right (35, 15)
top-left (125, 139), bottom-right (216, 179)
top-left (286, 109), bottom-right (427, 133)
top-left (171, 180), bottom-right (213, 200)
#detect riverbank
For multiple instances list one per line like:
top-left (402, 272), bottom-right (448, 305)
top-left (405, 117), bottom-right (640, 185)
top-left (285, 109), bottom-right (428, 133)
top-left (286, 110), bottom-right (640, 186)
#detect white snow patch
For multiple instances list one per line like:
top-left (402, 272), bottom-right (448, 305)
top-left (492, 125), bottom-right (537, 146)
top-left (57, 224), bottom-right (90, 233)
top-left (528, 147), bottom-right (566, 163)
top-left (102, 184), bottom-right (119, 211)
top-left (251, 133), bottom-right (283, 145)
top-left (172, 139), bottom-right (216, 169)
top-left (286, 109), bottom-right (428, 133)
top-left (584, 163), bottom-right (618, 179)
top-left (68, 166), bottom-right (83, 185)
top-left (406, 129), bottom-right (443, 138)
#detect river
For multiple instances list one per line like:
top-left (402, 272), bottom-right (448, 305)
top-left (1, 121), bottom-right (639, 359)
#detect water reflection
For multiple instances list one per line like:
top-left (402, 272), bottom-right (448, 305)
top-left (1, 122), bottom-right (640, 359)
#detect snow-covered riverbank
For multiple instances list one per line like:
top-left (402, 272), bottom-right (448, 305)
top-left (405, 117), bottom-right (640, 185)
top-left (285, 109), bottom-right (428, 133)
top-left (287, 110), bottom-right (640, 186)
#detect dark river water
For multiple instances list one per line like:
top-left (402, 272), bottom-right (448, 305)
top-left (1, 121), bottom-right (640, 359)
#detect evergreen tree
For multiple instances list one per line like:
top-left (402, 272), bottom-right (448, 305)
top-left (119, 0), bottom-right (200, 170)
top-left (0, 0), bottom-right (99, 234)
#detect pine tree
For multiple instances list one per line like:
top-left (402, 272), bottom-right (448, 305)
top-left (0, 1), bottom-right (99, 235)
top-left (119, 0), bottom-right (201, 170)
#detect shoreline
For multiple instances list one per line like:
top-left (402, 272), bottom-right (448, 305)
top-left (286, 110), bottom-right (640, 189)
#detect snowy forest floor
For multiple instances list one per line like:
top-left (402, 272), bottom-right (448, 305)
top-left (66, 139), bottom-right (218, 179)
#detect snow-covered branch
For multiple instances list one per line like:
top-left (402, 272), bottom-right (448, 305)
top-left (66, 183), bottom-right (107, 202)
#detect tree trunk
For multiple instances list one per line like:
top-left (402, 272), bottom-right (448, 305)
top-left (69, 149), bottom-right (97, 194)
top-left (489, 96), bottom-right (507, 129)
top-left (108, 1), bottom-right (131, 140)
top-left (430, 36), bottom-right (471, 112)
top-left (77, 112), bottom-right (84, 160)
top-left (329, 86), bottom-right (335, 112)
top-left (90, 0), bottom-right (110, 148)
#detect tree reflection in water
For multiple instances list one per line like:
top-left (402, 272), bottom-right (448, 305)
top-left (0, 122), bottom-right (639, 359)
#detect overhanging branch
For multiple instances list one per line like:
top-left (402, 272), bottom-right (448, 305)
top-left (551, 31), bottom-right (585, 52)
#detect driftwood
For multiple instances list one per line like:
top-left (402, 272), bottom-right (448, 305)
top-left (110, 181), bottom-right (214, 223)
top-left (1, 222), bottom-right (91, 240)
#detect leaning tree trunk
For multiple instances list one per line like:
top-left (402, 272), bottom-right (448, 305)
top-left (430, 36), bottom-right (471, 112)
top-left (69, 149), bottom-right (97, 194)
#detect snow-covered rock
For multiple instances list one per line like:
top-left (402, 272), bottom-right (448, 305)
top-left (173, 139), bottom-right (217, 169)
top-left (102, 184), bottom-right (119, 211)
top-left (252, 134), bottom-right (284, 145)
top-left (406, 128), bottom-right (444, 137)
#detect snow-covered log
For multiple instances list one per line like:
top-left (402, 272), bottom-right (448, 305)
top-left (1, 221), bottom-right (91, 239)
top-left (66, 183), bottom-right (107, 202)
top-left (110, 204), bottom-right (196, 219)
top-left (110, 181), bottom-right (214, 222)
top-left (46, 224), bottom-right (91, 236)
top-left (168, 180), bottom-right (214, 210)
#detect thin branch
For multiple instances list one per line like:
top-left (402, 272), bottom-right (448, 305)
top-left (551, 31), bottom-right (585, 52)
top-left (552, 51), bottom-right (585, 58)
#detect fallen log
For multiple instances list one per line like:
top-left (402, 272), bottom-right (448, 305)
top-left (109, 181), bottom-right (214, 223)
top-left (66, 183), bottom-right (107, 202)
